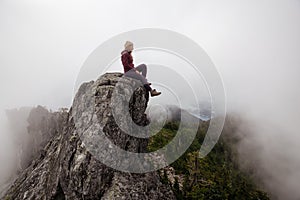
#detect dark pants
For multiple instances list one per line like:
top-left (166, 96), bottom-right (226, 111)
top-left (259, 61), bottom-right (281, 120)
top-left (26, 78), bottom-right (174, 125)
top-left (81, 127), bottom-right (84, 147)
top-left (124, 64), bottom-right (152, 91)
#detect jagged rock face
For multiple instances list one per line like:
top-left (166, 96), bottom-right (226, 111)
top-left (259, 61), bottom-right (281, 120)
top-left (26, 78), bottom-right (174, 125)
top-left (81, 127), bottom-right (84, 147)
top-left (4, 106), bottom-right (68, 171)
top-left (0, 106), bottom-right (68, 198)
top-left (3, 72), bottom-right (175, 200)
top-left (26, 106), bottom-right (68, 169)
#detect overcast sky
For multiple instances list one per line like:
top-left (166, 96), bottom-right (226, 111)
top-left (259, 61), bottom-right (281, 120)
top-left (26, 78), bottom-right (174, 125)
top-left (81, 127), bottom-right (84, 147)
top-left (0, 0), bottom-right (298, 112)
top-left (1, 0), bottom-right (299, 135)
top-left (0, 0), bottom-right (300, 199)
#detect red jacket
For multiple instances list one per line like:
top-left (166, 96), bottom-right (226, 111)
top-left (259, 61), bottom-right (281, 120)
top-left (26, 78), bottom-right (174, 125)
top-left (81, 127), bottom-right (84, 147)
top-left (121, 50), bottom-right (135, 73)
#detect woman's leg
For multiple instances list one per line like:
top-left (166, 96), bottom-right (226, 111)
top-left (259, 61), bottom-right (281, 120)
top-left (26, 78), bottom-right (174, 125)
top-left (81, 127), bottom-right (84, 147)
top-left (124, 70), bottom-right (160, 96)
top-left (124, 70), bottom-right (151, 89)
top-left (135, 63), bottom-right (147, 77)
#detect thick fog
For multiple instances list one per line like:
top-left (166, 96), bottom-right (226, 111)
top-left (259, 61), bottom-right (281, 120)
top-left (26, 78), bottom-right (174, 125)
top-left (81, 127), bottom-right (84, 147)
top-left (0, 0), bottom-right (300, 199)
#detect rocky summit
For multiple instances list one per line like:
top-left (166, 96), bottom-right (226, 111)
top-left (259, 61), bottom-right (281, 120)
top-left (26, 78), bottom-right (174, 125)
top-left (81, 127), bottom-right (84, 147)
top-left (3, 72), bottom-right (175, 200)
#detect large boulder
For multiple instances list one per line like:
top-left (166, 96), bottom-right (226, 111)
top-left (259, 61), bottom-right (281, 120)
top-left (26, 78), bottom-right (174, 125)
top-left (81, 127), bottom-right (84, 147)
top-left (2, 72), bottom-right (175, 200)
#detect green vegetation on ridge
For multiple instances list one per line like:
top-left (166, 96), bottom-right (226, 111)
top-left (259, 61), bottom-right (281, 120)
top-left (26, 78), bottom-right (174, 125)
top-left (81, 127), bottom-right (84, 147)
top-left (148, 120), bottom-right (269, 200)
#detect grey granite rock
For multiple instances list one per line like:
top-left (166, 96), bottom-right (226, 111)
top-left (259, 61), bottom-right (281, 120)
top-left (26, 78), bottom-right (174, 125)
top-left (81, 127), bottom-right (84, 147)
top-left (2, 72), bottom-right (175, 200)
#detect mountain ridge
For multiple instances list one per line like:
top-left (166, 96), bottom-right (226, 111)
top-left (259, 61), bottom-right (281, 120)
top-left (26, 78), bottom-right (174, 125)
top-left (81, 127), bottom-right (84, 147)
top-left (2, 72), bottom-right (175, 200)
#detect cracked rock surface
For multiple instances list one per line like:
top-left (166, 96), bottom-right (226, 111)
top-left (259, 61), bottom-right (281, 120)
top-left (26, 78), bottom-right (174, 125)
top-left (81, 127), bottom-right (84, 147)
top-left (2, 72), bottom-right (175, 200)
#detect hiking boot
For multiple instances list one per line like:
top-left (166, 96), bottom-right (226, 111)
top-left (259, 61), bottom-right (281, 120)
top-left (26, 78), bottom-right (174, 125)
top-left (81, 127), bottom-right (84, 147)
top-left (150, 89), bottom-right (161, 97)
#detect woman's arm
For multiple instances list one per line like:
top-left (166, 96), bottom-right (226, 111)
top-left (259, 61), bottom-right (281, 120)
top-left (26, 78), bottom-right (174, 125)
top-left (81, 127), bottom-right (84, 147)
top-left (121, 53), bottom-right (136, 71)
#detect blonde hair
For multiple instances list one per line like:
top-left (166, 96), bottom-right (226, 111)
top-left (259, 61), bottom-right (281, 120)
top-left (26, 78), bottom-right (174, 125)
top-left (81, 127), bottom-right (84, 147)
top-left (124, 41), bottom-right (133, 51)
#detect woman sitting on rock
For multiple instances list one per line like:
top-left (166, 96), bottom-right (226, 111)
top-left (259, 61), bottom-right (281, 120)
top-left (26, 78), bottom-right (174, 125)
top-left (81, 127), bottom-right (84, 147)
top-left (121, 41), bottom-right (161, 97)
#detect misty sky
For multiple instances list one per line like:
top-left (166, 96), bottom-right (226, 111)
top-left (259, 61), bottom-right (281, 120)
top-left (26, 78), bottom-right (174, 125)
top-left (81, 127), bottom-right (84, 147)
top-left (0, 0), bottom-right (300, 199)
top-left (0, 0), bottom-right (299, 113)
